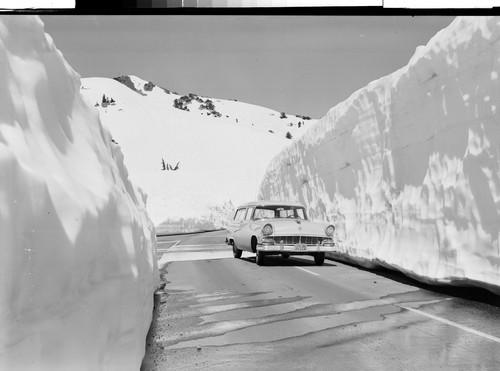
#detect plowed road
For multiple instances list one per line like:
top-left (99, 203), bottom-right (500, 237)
top-left (142, 230), bottom-right (500, 370)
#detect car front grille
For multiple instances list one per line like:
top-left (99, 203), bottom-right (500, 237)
top-left (271, 236), bottom-right (323, 245)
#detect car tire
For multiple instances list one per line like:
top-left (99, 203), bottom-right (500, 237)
top-left (232, 243), bottom-right (242, 259)
top-left (314, 252), bottom-right (325, 266)
top-left (281, 253), bottom-right (290, 259)
top-left (256, 250), bottom-right (266, 266)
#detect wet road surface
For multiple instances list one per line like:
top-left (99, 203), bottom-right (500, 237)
top-left (142, 230), bottom-right (500, 370)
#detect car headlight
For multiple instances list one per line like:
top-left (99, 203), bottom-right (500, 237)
top-left (262, 223), bottom-right (273, 236)
top-left (325, 225), bottom-right (335, 236)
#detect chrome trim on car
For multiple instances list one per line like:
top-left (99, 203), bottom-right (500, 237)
top-left (261, 237), bottom-right (275, 245)
top-left (256, 244), bottom-right (334, 252)
top-left (322, 237), bottom-right (334, 246)
top-left (271, 236), bottom-right (324, 245)
top-left (257, 234), bottom-right (335, 253)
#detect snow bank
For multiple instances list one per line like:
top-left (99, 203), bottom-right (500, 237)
top-left (0, 16), bottom-right (158, 370)
top-left (80, 76), bottom-right (315, 232)
top-left (259, 16), bottom-right (500, 293)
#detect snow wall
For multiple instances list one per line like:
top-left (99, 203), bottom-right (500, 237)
top-left (0, 16), bottom-right (159, 370)
top-left (258, 17), bottom-right (500, 294)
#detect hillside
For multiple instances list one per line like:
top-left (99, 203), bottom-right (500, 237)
top-left (80, 75), bottom-right (316, 232)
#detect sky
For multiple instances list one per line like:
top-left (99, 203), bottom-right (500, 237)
top-left (42, 15), bottom-right (455, 118)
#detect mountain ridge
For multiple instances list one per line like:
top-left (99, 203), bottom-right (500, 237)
top-left (113, 74), bottom-right (314, 126)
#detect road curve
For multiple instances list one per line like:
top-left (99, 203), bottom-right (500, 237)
top-left (142, 230), bottom-right (500, 370)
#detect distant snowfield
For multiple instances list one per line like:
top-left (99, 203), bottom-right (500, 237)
top-left (80, 76), bottom-right (315, 232)
top-left (259, 17), bottom-right (500, 293)
top-left (0, 16), bottom-right (158, 370)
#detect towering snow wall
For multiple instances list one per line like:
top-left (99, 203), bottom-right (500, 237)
top-left (259, 17), bottom-right (500, 293)
top-left (0, 16), bottom-right (158, 370)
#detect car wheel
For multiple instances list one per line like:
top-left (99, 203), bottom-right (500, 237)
top-left (232, 243), bottom-right (242, 259)
top-left (314, 252), bottom-right (325, 266)
top-left (256, 250), bottom-right (266, 266)
top-left (281, 253), bottom-right (290, 259)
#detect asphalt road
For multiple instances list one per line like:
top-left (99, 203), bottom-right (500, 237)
top-left (142, 230), bottom-right (500, 370)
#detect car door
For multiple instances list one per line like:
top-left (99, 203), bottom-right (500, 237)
top-left (227, 208), bottom-right (245, 242)
top-left (233, 207), bottom-right (254, 251)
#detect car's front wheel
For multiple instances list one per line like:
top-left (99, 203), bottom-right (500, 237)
top-left (256, 250), bottom-right (266, 266)
top-left (232, 242), bottom-right (242, 259)
top-left (314, 252), bottom-right (325, 266)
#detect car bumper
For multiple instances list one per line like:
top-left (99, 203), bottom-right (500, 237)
top-left (256, 243), bottom-right (335, 253)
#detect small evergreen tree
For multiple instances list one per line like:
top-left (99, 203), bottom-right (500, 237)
top-left (205, 101), bottom-right (215, 111)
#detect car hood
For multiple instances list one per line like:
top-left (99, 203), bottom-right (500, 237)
top-left (259, 219), bottom-right (328, 236)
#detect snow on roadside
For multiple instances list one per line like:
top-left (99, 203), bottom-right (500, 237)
top-left (0, 16), bottom-right (158, 370)
top-left (259, 17), bottom-right (500, 293)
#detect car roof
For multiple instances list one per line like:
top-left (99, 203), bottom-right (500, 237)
top-left (236, 200), bottom-right (305, 208)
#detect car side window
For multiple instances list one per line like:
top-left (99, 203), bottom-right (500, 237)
top-left (240, 209), bottom-right (247, 221)
top-left (245, 207), bottom-right (255, 220)
top-left (234, 208), bottom-right (246, 221)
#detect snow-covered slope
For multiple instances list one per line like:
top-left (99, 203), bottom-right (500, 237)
top-left (259, 17), bottom-right (500, 293)
top-left (80, 75), bottom-right (316, 232)
top-left (0, 16), bottom-right (158, 370)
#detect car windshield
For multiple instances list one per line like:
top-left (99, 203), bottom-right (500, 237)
top-left (253, 206), bottom-right (307, 220)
